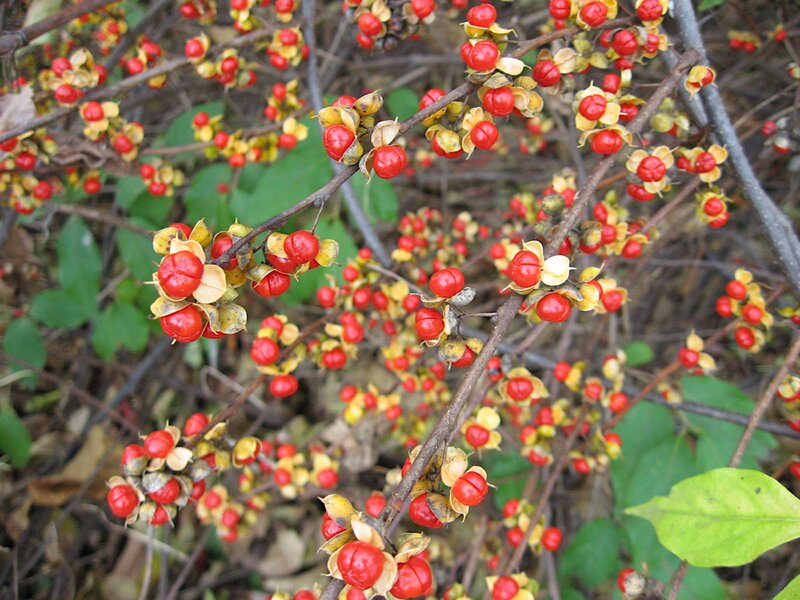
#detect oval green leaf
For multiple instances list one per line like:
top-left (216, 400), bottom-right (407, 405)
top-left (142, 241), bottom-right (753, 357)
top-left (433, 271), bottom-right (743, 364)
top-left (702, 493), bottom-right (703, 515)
top-left (625, 468), bottom-right (800, 567)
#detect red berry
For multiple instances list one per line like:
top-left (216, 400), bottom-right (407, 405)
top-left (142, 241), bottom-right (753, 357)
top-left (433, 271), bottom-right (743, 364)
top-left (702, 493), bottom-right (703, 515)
top-left (466, 40), bottom-right (499, 71)
top-left (506, 377), bottom-right (533, 402)
top-left (492, 575), bottom-right (519, 600)
top-left (467, 3), bottom-right (496, 27)
top-left (148, 477), bottom-right (180, 504)
top-left (573, 457), bottom-right (591, 474)
top-left (734, 326), bottom-right (756, 349)
top-left (184, 413), bottom-right (209, 437)
top-left (284, 230), bottom-right (320, 264)
top-left (452, 471), bottom-right (488, 506)
top-left (742, 303), bottom-right (763, 325)
top-left (465, 424), bottom-right (490, 448)
top-left (602, 73), bottom-right (621, 93)
top-left (580, 1), bottom-right (608, 27)
top-left (372, 145), bottom-right (408, 179)
top-left (637, 0), bottom-right (664, 21)
top-left (612, 30), bottom-right (638, 56)
top-left (409, 493), bottom-right (443, 528)
top-left (678, 348), bottom-right (699, 369)
top-left (627, 183), bottom-right (653, 201)
top-left (609, 391), bottom-right (628, 413)
top-left (429, 267), bottom-right (465, 298)
top-left (541, 526), bottom-right (563, 551)
top-left (482, 86), bottom-right (515, 117)
top-left (358, 13), bottom-right (383, 37)
top-left (602, 290), bottom-right (623, 312)
top-left (536, 293), bottom-right (572, 322)
top-left (251, 337), bottom-right (280, 366)
top-left (415, 308), bottom-right (444, 340)
top-left (113, 135), bottom-right (134, 154)
top-left (270, 374), bottom-right (299, 397)
top-left (725, 280), bottom-right (747, 301)
top-left (337, 540), bottom-right (385, 590)
top-left (322, 347), bottom-right (348, 369)
top-left (549, 0), bottom-right (571, 20)
top-left (107, 485), bottom-right (139, 517)
top-left (14, 151), bottom-right (36, 171)
top-left (533, 60), bottom-right (561, 87)
top-left (160, 305), bottom-right (205, 342)
top-left (365, 493), bottom-right (386, 517)
top-left (591, 129), bottom-right (622, 155)
top-left (254, 270), bottom-right (291, 297)
top-left (144, 429), bottom-right (176, 458)
top-left (318, 467), bottom-right (339, 489)
top-left (618, 568), bottom-right (637, 593)
top-left (157, 251), bottom-right (204, 298)
top-left (508, 250), bottom-right (541, 287)
top-left (637, 156), bottom-right (667, 182)
top-left (470, 120), bottom-right (499, 150)
top-left (185, 38), bottom-right (205, 58)
top-left (323, 124), bottom-right (356, 161)
top-left (411, 0), bottom-right (435, 19)
top-left (32, 180), bottom-right (53, 201)
top-left (579, 94), bottom-right (607, 120)
top-left (391, 556), bottom-right (433, 599)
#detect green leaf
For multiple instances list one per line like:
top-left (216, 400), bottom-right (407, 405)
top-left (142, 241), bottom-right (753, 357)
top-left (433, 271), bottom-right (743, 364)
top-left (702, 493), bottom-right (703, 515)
top-left (236, 163), bottom-right (267, 194)
top-left (775, 573), bottom-right (800, 600)
top-left (626, 468), bottom-right (800, 567)
top-left (183, 163), bottom-right (234, 230)
top-left (623, 340), bottom-right (654, 367)
top-left (559, 518), bottom-right (622, 587)
top-left (681, 376), bottom-right (776, 471)
top-left (482, 451), bottom-right (530, 511)
top-left (128, 192), bottom-right (173, 226)
top-left (57, 216), bottom-right (101, 296)
top-left (117, 222), bottom-right (157, 282)
top-left (386, 87), bottom-right (419, 121)
top-left (3, 318), bottom-right (46, 388)
top-left (115, 176), bottom-right (147, 209)
top-left (91, 301), bottom-right (151, 361)
top-left (350, 175), bottom-right (399, 223)
top-left (233, 118), bottom-right (331, 226)
top-left (0, 409), bottom-right (32, 468)
top-left (31, 288), bottom-right (96, 329)
top-left (698, 0), bottom-right (726, 10)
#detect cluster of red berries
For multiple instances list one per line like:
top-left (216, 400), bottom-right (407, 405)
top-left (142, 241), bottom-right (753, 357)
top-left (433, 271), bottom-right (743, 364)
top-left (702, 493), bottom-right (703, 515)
top-left (714, 269), bottom-right (773, 352)
top-left (346, 0), bottom-right (436, 52)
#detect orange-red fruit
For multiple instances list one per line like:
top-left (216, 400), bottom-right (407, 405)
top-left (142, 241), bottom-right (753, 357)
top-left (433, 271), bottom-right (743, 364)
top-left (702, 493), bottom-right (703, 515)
top-left (143, 429), bottom-right (176, 458)
top-left (508, 250), bottom-right (541, 288)
top-left (452, 471), bottom-right (488, 506)
top-left (322, 512), bottom-right (347, 539)
top-left (415, 308), bottom-right (445, 340)
top-left (537, 293), bottom-right (572, 322)
top-left (270, 374), bottom-right (299, 397)
top-left (373, 145), bottom-right (408, 179)
top-left (429, 267), bottom-right (465, 298)
top-left (541, 526), bottom-right (563, 551)
top-left (409, 493), bottom-right (444, 528)
top-left (391, 556), bottom-right (433, 598)
top-left (492, 575), bottom-right (520, 600)
top-left (157, 251), bottom-right (204, 298)
top-left (470, 120), bottom-right (499, 150)
top-left (107, 484), bottom-right (139, 517)
top-left (251, 337), bottom-right (280, 366)
top-left (284, 230), bottom-right (319, 264)
top-left (160, 305), bottom-right (205, 343)
top-left (336, 540), bottom-right (385, 591)
top-left (323, 124), bottom-right (356, 161)
top-left (254, 270), bottom-right (291, 297)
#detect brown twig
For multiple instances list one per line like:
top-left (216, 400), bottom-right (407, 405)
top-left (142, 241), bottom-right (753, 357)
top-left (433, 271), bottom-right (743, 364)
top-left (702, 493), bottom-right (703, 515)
top-left (0, 0), bottom-right (117, 57)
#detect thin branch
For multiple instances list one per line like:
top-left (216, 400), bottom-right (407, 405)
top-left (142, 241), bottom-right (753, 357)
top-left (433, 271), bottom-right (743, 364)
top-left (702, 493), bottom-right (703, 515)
top-left (729, 334), bottom-right (800, 467)
top-left (673, 0), bottom-right (800, 300)
top-left (0, 0), bottom-right (117, 57)
top-left (0, 26), bottom-right (278, 145)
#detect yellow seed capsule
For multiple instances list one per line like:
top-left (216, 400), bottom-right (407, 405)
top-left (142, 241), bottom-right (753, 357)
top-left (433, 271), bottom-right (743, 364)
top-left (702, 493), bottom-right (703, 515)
top-left (152, 226), bottom-right (184, 255)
